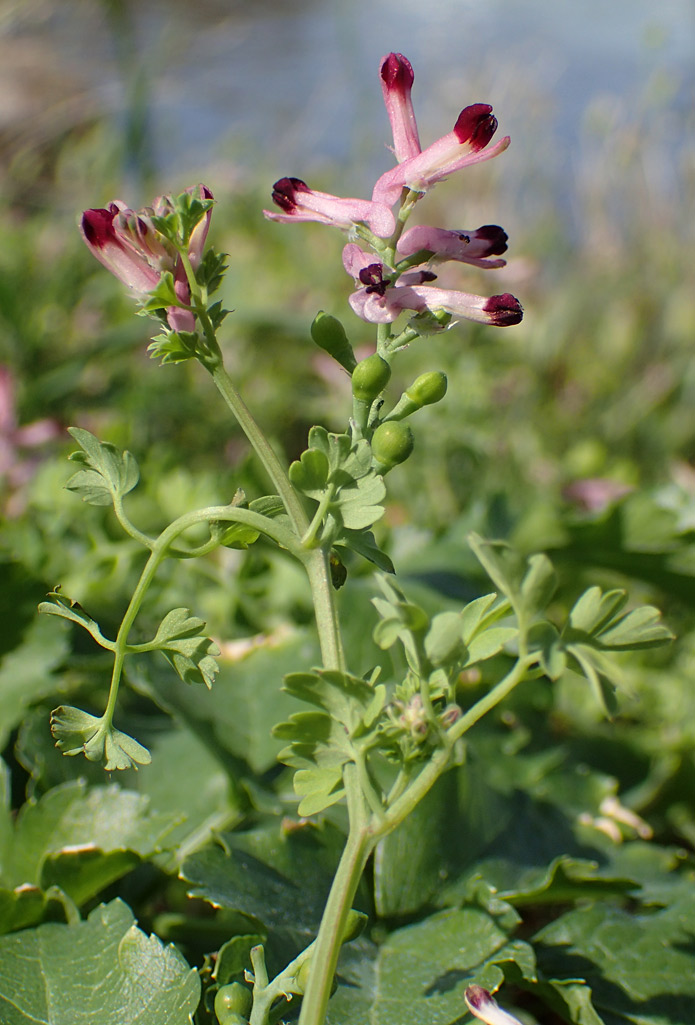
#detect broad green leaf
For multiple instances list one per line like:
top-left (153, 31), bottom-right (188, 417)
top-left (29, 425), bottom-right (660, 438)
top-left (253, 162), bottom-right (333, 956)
top-left (535, 892), bottom-right (695, 1024)
top-left (0, 885), bottom-right (75, 938)
top-left (65, 427), bottom-right (139, 505)
top-left (134, 726), bottom-right (242, 858)
top-left (326, 905), bottom-right (535, 1025)
top-left (0, 899), bottom-right (199, 1025)
top-left (0, 617), bottom-right (69, 750)
top-left (182, 821), bottom-right (362, 951)
top-left (2, 780), bottom-right (178, 903)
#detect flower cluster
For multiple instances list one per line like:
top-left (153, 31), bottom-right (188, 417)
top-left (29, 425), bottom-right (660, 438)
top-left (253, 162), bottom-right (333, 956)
top-left (80, 185), bottom-right (212, 332)
top-left (265, 53), bottom-right (522, 331)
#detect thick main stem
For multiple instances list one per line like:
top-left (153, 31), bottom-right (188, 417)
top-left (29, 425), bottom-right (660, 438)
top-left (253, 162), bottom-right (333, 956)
top-left (298, 768), bottom-right (373, 1025)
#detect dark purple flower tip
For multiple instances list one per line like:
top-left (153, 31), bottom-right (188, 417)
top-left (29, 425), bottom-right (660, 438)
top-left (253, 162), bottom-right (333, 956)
top-left (271, 177), bottom-right (309, 212)
top-left (81, 208), bottom-right (116, 249)
top-left (475, 224), bottom-right (508, 256)
top-left (380, 52), bottom-right (414, 90)
top-left (484, 293), bottom-right (523, 325)
top-left (465, 986), bottom-right (489, 1012)
top-left (454, 103), bottom-right (498, 150)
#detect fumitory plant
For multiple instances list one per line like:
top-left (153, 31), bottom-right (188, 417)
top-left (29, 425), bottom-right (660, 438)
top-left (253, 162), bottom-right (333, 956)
top-left (16, 51), bottom-right (674, 1025)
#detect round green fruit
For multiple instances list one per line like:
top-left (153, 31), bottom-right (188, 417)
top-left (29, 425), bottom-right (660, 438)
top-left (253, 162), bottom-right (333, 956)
top-left (351, 354), bottom-right (391, 403)
top-left (214, 982), bottom-right (252, 1024)
top-left (371, 421), bottom-right (414, 470)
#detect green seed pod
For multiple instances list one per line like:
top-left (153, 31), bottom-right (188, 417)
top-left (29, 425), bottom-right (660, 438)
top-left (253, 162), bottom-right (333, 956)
top-left (406, 371), bottom-right (448, 408)
top-left (214, 982), bottom-right (252, 1025)
top-left (371, 421), bottom-right (414, 470)
top-left (351, 354), bottom-right (392, 403)
top-left (310, 312), bottom-right (357, 372)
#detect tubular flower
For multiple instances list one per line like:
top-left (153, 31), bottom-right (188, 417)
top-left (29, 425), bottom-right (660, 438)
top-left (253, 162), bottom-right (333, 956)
top-left (397, 224), bottom-right (508, 269)
top-left (464, 986), bottom-right (524, 1025)
top-left (344, 241), bottom-right (521, 327)
top-left (380, 52), bottom-right (421, 161)
top-left (373, 103), bottom-right (510, 207)
top-left (264, 177), bottom-right (395, 238)
top-left (80, 184), bottom-right (212, 332)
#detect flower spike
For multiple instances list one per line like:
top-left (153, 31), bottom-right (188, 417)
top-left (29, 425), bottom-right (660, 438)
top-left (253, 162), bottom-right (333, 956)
top-left (380, 52), bottom-right (421, 161)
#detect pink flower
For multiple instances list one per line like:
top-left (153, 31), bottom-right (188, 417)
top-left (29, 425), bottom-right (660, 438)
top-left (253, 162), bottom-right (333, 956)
top-left (380, 52), bottom-right (421, 162)
top-left (264, 178), bottom-right (395, 238)
top-left (80, 184), bottom-right (212, 333)
top-left (343, 243), bottom-right (521, 327)
top-left (349, 280), bottom-right (522, 327)
top-left (397, 224), bottom-right (509, 269)
top-left (373, 103), bottom-right (510, 207)
top-left (0, 366), bottom-right (60, 515)
top-left (465, 986), bottom-right (524, 1025)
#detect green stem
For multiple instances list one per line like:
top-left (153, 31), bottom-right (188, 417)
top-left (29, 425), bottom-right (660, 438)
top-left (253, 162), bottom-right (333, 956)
top-left (298, 768), bottom-right (373, 1025)
top-left (112, 493), bottom-right (155, 549)
top-left (208, 361), bottom-right (309, 535)
top-left (304, 548), bottom-right (346, 671)
top-left (101, 504), bottom-right (301, 726)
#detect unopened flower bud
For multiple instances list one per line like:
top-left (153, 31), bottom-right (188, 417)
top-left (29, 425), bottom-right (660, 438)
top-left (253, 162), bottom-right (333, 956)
top-left (352, 354), bottom-right (392, 403)
top-left (310, 311), bottom-right (357, 372)
top-left (371, 421), bottom-right (414, 470)
top-left (406, 371), bottom-right (448, 407)
top-left (384, 371), bottom-right (447, 422)
top-left (214, 982), bottom-right (252, 1025)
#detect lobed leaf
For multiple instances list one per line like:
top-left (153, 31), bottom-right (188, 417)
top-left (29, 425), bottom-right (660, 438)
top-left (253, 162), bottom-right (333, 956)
top-left (0, 899), bottom-right (200, 1025)
top-left (65, 427), bottom-right (139, 506)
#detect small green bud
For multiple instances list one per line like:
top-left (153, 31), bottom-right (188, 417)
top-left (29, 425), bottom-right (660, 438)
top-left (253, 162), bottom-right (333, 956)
top-left (406, 371), bottom-right (448, 408)
top-left (311, 312), bottom-right (357, 372)
top-left (352, 354), bottom-right (391, 403)
top-left (371, 421), bottom-right (414, 470)
top-left (214, 982), bottom-right (252, 1024)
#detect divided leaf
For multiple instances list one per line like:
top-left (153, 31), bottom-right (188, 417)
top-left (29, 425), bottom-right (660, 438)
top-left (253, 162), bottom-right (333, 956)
top-left (65, 427), bottom-right (139, 506)
top-left (150, 607), bottom-right (220, 688)
top-left (38, 590), bottom-right (114, 649)
top-left (50, 706), bottom-right (151, 771)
